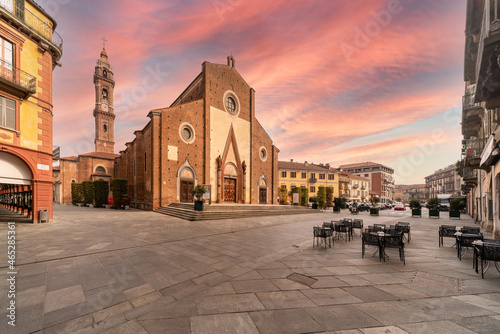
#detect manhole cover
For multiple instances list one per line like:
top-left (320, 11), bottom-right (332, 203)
top-left (287, 273), bottom-right (318, 287)
top-left (411, 272), bottom-right (460, 292)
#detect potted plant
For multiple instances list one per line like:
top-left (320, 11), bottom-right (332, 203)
top-left (426, 198), bottom-right (440, 218)
top-left (310, 196), bottom-right (318, 209)
top-left (370, 197), bottom-right (380, 216)
top-left (449, 198), bottom-right (465, 219)
top-left (351, 201), bottom-right (359, 214)
top-left (409, 199), bottom-right (422, 217)
top-left (333, 197), bottom-right (342, 212)
top-left (193, 185), bottom-right (207, 211)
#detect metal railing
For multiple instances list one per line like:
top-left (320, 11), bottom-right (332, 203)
top-left (465, 137), bottom-right (486, 158)
top-left (463, 93), bottom-right (481, 110)
top-left (0, 59), bottom-right (36, 93)
top-left (310, 177), bottom-right (317, 183)
top-left (0, 1), bottom-right (63, 50)
top-left (463, 167), bottom-right (478, 180)
top-left (476, 3), bottom-right (489, 83)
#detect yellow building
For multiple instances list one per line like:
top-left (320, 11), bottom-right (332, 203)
top-left (278, 160), bottom-right (339, 202)
top-left (0, 0), bottom-right (62, 222)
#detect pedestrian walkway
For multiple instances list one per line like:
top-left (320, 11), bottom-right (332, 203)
top-left (0, 205), bottom-right (499, 333)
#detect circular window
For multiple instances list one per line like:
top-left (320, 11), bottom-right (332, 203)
top-left (223, 91), bottom-right (240, 116)
top-left (179, 123), bottom-right (195, 144)
top-left (259, 146), bottom-right (268, 162)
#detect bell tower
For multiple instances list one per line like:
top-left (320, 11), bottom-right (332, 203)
top-left (93, 46), bottom-right (115, 153)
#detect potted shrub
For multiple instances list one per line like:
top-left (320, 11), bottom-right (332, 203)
top-left (351, 201), bottom-right (359, 214)
top-left (449, 198), bottom-right (465, 219)
top-left (427, 198), bottom-right (440, 218)
top-left (370, 197), bottom-right (380, 216)
top-left (193, 185), bottom-right (207, 211)
top-left (333, 197), bottom-right (342, 213)
top-left (317, 187), bottom-right (326, 209)
top-left (409, 199), bottom-right (422, 217)
top-left (310, 196), bottom-right (318, 209)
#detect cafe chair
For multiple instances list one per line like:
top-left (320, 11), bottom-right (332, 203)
top-left (313, 226), bottom-right (333, 250)
top-left (438, 225), bottom-right (456, 247)
top-left (475, 241), bottom-right (500, 278)
top-left (382, 234), bottom-right (405, 265)
top-left (362, 230), bottom-right (382, 261)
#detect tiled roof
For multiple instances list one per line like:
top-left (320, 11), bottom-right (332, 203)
top-left (339, 162), bottom-right (380, 169)
top-left (278, 161), bottom-right (331, 172)
top-left (60, 156), bottom-right (79, 161)
top-left (346, 173), bottom-right (370, 181)
top-left (79, 152), bottom-right (120, 160)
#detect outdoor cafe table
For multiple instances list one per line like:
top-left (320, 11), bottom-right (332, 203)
top-left (455, 232), bottom-right (483, 260)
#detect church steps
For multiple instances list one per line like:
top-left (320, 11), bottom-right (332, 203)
top-left (154, 204), bottom-right (315, 221)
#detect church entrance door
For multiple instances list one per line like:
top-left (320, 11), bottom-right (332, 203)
top-left (180, 180), bottom-right (193, 202)
top-left (223, 178), bottom-right (236, 203)
top-left (259, 188), bottom-right (267, 204)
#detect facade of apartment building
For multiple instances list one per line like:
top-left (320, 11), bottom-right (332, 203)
top-left (278, 160), bottom-right (339, 201)
top-left (339, 162), bottom-right (395, 203)
top-left (461, 0), bottom-right (500, 237)
top-left (425, 164), bottom-right (462, 199)
top-left (0, 0), bottom-right (62, 222)
top-left (346, 173), bottom-right (370, 203)
top-left (394, 184), bottom-right (428, 203)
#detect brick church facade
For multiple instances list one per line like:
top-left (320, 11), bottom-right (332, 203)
top-left (114, 56), bottom-right (279, 210)
top-left (55, 49), bottom-right (119, 204)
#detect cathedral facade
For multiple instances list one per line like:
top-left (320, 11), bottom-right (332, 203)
top-left (55, 49), bottom-right (119, 204)
top-left (114, 56), bottom-right (279, 210)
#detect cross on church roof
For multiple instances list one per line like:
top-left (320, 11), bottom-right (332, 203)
top-left (101, 36), bottom-right (107, 49)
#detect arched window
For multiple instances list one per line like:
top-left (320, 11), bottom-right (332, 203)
top-left (102, 88), bottom-right (108, 100)
top-left (103, 69), bottom-right (108, 78)
top-left (95, 166), bottom-right (106, 174)
top-left (103, 124), bottom-right (107, 133)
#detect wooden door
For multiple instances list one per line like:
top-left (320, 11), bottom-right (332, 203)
top-left (259, 188), bottom-right (267, 204)
top-left (223, 178), bottom-right (236, 203)
top-left (180, 181), bottom-right (193, 202)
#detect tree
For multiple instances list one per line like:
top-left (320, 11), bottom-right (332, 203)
top-left (426, 197), bottom-right (440, 211)
top-left (325, 187), bottom-right (333, 207)
top-left (111, 178), bottom-right (128, 209)
top-left (300, 188), bottom-right (309, 206)
top-left (71, 183), bottom-right (83, 205)
top-left (82, 181), bottom-right (95, 206)
top-left (279, 188), bottom-right (288, 204)
top-left (409, 199), bottom-right (421, 210)
top-left (317, 186), bottom-right (326, 209)
top-left (193, 185), bottom-right (207, 200)
top-left (94, 180), bottom-right (109, 207)
top-left (369, 196), bottom-right (380, 207)
top-left (450, 198), bottom-right (466, 211)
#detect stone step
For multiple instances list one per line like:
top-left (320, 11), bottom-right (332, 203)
top-left (154, 204), bottom-right (316, 221)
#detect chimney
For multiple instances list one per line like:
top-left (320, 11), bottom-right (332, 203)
top-left (290, 159), bottom-right (293, 162)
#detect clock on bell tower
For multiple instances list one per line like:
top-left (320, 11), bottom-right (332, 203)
top-left (93, 47), bottom-right (116, 153)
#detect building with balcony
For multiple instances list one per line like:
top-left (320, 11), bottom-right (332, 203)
top-left (338, 162), bottom-right (395, 203)
top-left (346, 173), bottom-right (370, 203)
top-left (278, 160), bottom-right (338, 202)
top-left (461, 0), bottom-right (500, 236)
top-left (424, 164), bottom-right (462, 200)
top-left (0, 0), bottom-right (62, 223)
top-left (394, 184), bottom-right (428, 203)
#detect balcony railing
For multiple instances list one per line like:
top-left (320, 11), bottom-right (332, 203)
top-left (0, 59), bottom-right (36, 94)
top-left (463, 93), bottom-right (482, 110)
top-left (310, 177), bottom-right (317, 183)
top-left (463, 167), bottom-right (478, 180)
top-left (0, 1), bottom-right (63, 50)
top-left (465, 137), bottom-right (486, 159)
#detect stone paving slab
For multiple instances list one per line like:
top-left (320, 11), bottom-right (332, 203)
top-left (1, 205), bottom-right (500, 333)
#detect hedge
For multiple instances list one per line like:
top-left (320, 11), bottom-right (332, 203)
top-left (82, 181), bottom-right (95, 206)
top-left (325, 187), bottom-right (333, 207)
top-left (111, 178), bottom-right (128, 208)
top-left (71, 183), bottom-right (83, 205)
top-left (94, 180), bottom-right (109, 207)
top-left (300, 188), bottom-right (309, 207)
top-left (317, 186), bottom-right (326, 209)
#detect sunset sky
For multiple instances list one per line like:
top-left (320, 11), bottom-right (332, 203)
top-left (44, 0), bottom-right (466, 184)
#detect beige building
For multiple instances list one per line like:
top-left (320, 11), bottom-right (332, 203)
top-left (339, 162), bottom-right (395, 203)
top-left (278, 160), bottom-right (339, 201)
top-left (346, 173), bottom-right (370, 203)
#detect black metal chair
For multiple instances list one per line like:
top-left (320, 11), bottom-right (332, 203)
top-left (476, 242), bottom-right (500, 278)
top-left (382, 234), bottom-right (405, 265)
top-left (438, 225), bottom-right (456, 247)
top-left (457, 233), bottom-right (483, 259)
top-left (351, 219), bottom-right (363, 237)
top-left (335, 222), bottom-right (349, 242)
top-left (461, 226), bottom-right (481, 234)
top-left (396, 222), bottom-right (410, 243)
top-left (313, 226), bottom-right (332, 249)
top-left (362, 231), bottom-right (382, 261)
top-left (374, 224), bottom-right (386, 230)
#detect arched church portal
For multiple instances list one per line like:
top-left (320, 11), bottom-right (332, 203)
top-left (179, 167), bottom-right (195, 202)
top-left (258, 176), bottom-right (268, 204)
top-left (223, 163), bottom-right (238, 203)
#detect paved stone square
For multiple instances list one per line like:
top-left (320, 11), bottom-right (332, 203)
top-left (1, 205), bottom-right (500, 333)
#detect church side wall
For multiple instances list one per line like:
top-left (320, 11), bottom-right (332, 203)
top-left (251, 120), bottom-right (277, 204)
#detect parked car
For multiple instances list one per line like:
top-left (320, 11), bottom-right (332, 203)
top-left (379, 204), bottom-right (389, 210)
top-left (358, 203), bottom-right (370, 212)
top-left (393, 202), bottom-right (405, 211)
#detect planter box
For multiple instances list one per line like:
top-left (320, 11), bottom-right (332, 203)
top-left (194, 200), bottom-right (204, 211)
top-left (370, 208), bottom-right (379, 216)
top-left (411, 209), bottom-right (421, 217)
top-left (449, 210), bottom-right (461, 219)
top-left (333, 207), bottom-right (341, 213)
top-left (429, 209), bottom-right (440, 218)
top-left (312, 203), bottom-right (318, 209)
